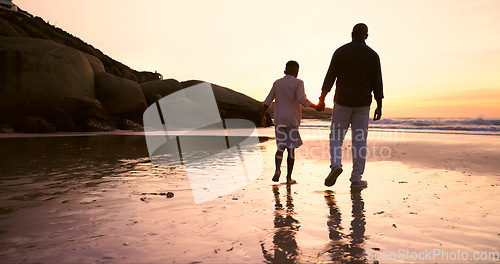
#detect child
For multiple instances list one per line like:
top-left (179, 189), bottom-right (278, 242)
top-left (261, 61), bottom-right (318, 184)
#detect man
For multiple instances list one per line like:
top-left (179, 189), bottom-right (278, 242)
top-left (317, 23), bottom-right (384, 189)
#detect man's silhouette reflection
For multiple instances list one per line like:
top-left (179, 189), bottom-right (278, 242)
top-left (324, 188), bottom-right (367, 263)
top-left (262, 184), bottom-right (300, 263)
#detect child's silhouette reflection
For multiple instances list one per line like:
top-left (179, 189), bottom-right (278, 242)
top-left (262, 184), bottom-right (300, 263)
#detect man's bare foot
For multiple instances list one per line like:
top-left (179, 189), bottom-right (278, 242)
top-left (272, 170), bottom-right (281, 182)
top-left (286, 178), bottom-right (297, 185)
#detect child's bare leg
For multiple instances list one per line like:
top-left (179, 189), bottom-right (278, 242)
top-left (273, 148), bottom-right (284, 182)
top-left (286, 148), bottom-right (296, 184)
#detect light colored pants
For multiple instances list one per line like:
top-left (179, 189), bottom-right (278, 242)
top-left (329, 104), bottom-right (370, 182)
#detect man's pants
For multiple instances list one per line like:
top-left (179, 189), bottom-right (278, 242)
top-left (329, 104), bottom-right (370, 182)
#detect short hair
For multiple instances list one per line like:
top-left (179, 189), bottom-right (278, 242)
top-left (285, 60), bottom-right (299, 74)
top-left (352, 23), bottom-right (368, 38)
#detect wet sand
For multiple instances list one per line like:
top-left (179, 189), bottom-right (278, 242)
top-left (0, 130), bottom-right (499, 263)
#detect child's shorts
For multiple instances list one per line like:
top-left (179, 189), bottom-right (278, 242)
top-left (275, 125), bottom-right (303, 149)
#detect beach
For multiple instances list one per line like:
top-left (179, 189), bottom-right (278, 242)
top-left (0, 125), bottom-right (499, 263)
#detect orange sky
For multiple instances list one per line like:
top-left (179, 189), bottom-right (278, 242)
top-left (14, 0), bottom-right (500, 118)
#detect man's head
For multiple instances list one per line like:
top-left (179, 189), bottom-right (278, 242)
top-left (352, 23), bottom-right (368, 41)
top-left (284, 60), bottom-right (299, 77)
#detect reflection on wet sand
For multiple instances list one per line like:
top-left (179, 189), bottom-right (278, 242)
top-left (262, 184), bottom-right (300, 263)
top-left (324, 188), bottom-right (367, 263)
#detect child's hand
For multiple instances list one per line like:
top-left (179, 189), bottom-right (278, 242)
top-left (261, 115), bottom-right (267, 127)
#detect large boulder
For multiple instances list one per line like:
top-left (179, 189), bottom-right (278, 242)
top-left (0, 37), bottom-right (95, 122)
top-left (181, 80), bottom-right (264, 125)
top-left (82, 53), bottom-right (105, 74)
top-left (140, 79), bottom-right (183, 97)
top-left (94, 72), bottom-right (147, 119)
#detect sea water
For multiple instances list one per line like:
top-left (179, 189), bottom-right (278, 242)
top-left (301, 118), bottom-right (500, 136)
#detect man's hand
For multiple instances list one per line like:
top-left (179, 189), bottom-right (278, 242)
top-left (373, 107), bottom-right (382, 121)
top-left (316, 100), bottom-right (326, 112)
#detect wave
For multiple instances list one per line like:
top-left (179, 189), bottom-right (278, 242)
top-left (300, 118), bottom-right (500, 134)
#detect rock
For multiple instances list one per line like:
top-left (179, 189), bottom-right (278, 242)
top-left (94, 72), bottom-right (148, 119)
top-left (80, 106), bottom-right (117, 132)
top-left (45, 108), bottom-right (76, 132)
top-left (140, 79), bottom-right (183, 98)
top-left (116, 119), bottom-right (143, 132)
top-left (82, 53), bottom-right (105, 74)
top-left (59, 96), bottom-right (103, 130)
top-left (120, 68), bottom-right (138, 83)
top-left (59, 96), bottom-right (102, 116)
top-left (144, 93), bottom-right (162, 106)
top-left (58, 96), bottom-right (116, 132)
top-left (137, 71), bottom-right (163, 83)
top-left (82, 118), bottom-right (116, 132)
top-left (0, 17), bottom-right (29, 37)
top-left (14, 116), bottom-right (56, 133)
top-left (181, 80), bottom-right (264, 126)
top-left (0, 37), bottom-right (95, 123)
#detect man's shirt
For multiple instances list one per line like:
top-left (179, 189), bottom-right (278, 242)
top-left (264, 75), bottom-right (312, 127)
top-left (322, 40), bottom-right (384, 107)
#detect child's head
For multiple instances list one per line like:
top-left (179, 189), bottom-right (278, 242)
top-left (284, 60), bottom-right (299, 77)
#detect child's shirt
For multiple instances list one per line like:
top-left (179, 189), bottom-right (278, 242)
top-left (264, 75), bottom-right (312, 127)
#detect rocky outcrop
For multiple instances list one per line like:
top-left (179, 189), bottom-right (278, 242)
top-left (0, 9), bottom-right (154, 132)
top-left (0, 7), bottom-right (160, 83)
top-left (95, 72), bottom-right (148, 120)
top-left (0, 37), bottom-right (95, 119)
top-left (0, 7), bottom-right (288, 132)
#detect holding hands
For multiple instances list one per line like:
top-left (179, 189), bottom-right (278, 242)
top-left (315, 100), bottom-right (325, 112)
top-left (312, 98), bottom-right (325, 112)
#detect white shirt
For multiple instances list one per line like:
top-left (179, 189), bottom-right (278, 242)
top-left (264, 75), bottom-right (312, 127)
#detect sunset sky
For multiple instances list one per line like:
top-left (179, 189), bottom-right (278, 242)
top-left (15, 0), bottom-right (500, 118)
